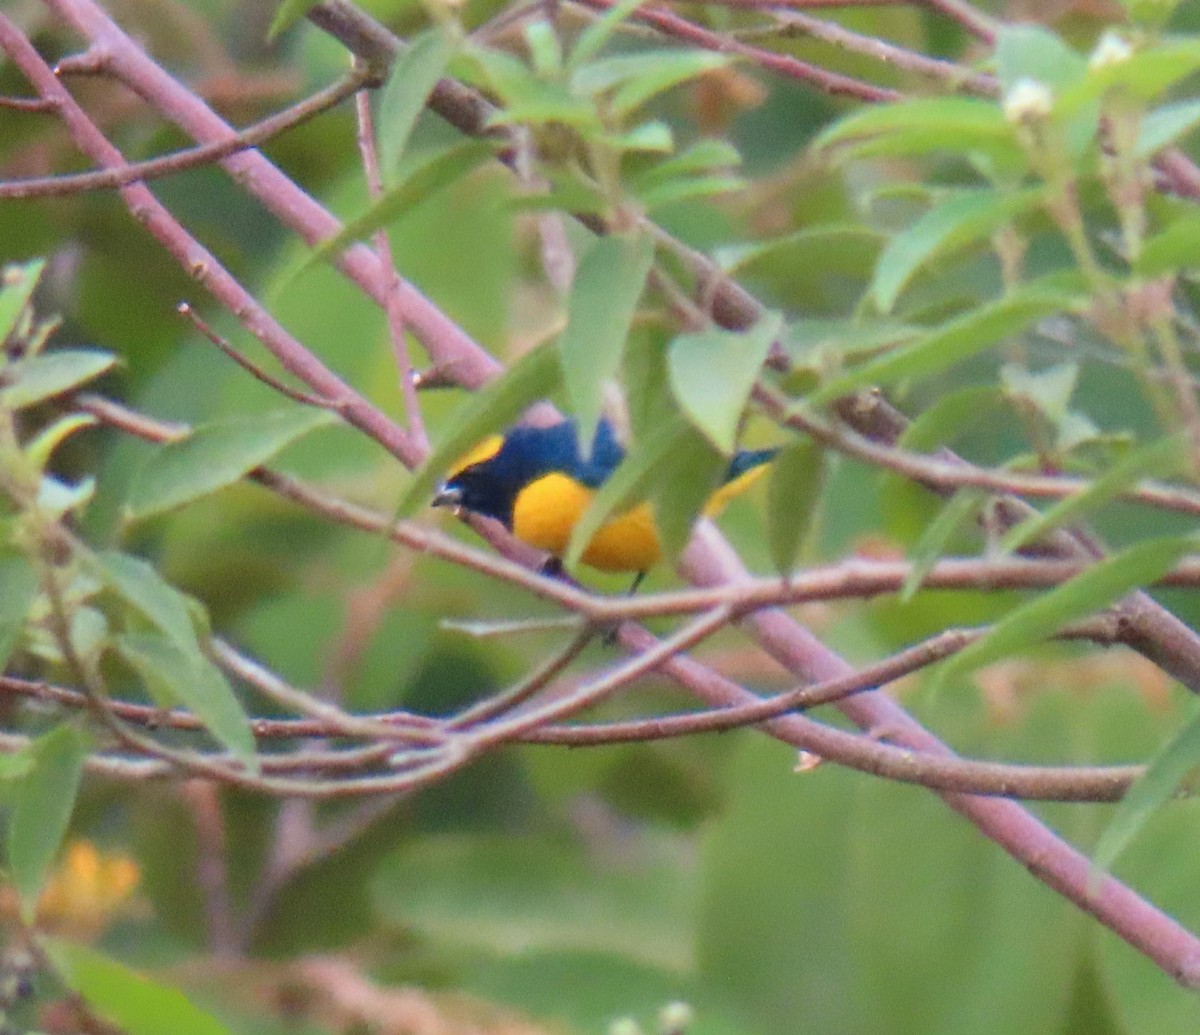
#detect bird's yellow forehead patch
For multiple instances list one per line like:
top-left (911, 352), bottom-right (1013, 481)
top-left (448, 434), bottom-right (504, 478)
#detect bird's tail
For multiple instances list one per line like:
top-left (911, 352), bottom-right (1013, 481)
top-left (704, 447), bottom-right (779, 517)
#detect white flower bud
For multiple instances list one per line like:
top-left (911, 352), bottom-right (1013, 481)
top-left (1003, 78), bottom-right (1054, 124)
top-left (658, 1001), bottom-right (695, 1033)
top-left (1090, 31), bottom-right (1134, 69)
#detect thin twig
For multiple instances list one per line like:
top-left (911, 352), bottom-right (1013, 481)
top-left (576, 0), bottom-right (902, 102)
top-left (769, 8), bottom-right (995, 94)
top-left (353, 84), bottom-right (429, 451)
top-left (0, 71), bottom-right (368, 199)
top-left (177, 303), bottom-right (339, 409)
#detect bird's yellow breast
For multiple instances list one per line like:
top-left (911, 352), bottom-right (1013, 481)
top-left (510, 473), bottom-right (663, 573)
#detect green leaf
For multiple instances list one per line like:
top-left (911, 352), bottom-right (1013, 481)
top-left (810, 281), bottom-right (1077, 405)
top-left (0, 556), bottom-right (39, 671)
top-left (92, 551), bottom-right (201, 654)
top-left (766, 440), bottom-right (825, 575)
top-left (9, 724), bottom-right (86, 920)
top-left (637, 174), bottom-right (743, 211)
top-left (783, 318), bottom-right (920, 365)
top-left (569, 0), bottom-right (648, 70)
top-left (1092, 704), bottom-right (1200, 876)
top-left (602, 120), bottom-right (674, 153)
top-left (559, 233), bottom-right (655, 449)
top-left (565, 416), bottom-right (688, 568)
top-left (24, 414), bottom-right (96, 472)
top-left (871, 188), bottom-right (1044, 313)
top-left (525, 20), bottom-right (563, 77)
top-left (117, 633), bottom-right (256, 766)
top-left (1136, 99), bottom-right (1200, 157)
top-left (0, 349), bottom-right (116, 410)
top-left (266, 0), bottom-right (314, 40)
top-left (468, 46), bottom-right (598, 129)
top-left (1059, 41), bottom-right (1200, 120)
top-left (1000, 361), bottom-right (1078, 424)
top-left (571, 51), bottom-right (728, 117)
top-left (995, 25), bottom-right (1087, 95)
top-left (397, 343), bottom-right (562, 519)
top-left (815, 98), bottom-right (1017, 163)
top-left (939, 536), bottom-right (1196, 684)
top-left (48, 940), bottom-right (235, 1035)
top-left (0, 259), bottom-right (45, 345)
top-left (301, 140), bottom-right (494, 276)
top-left (125, 407), bottom-right (336, 521)
top-left (667, 312), bottom-right (782, 453)
top-left (650, 426), bottom-right (727, 562)
top-left (377, 30), bottom-right (456, 184)
top-left (1001, 436), bottom-right (1185, 554)
top-left (1136, 214), bottom-right (1200, 276)
top-left (901, 489), bottom-right (985, 601)
top-left (632, 139), bottom-right (741, 189)
top-left (0, 752), bottom-right (33, 782)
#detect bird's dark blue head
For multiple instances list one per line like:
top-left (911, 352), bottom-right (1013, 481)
top-left (433, 420), bottom-right (620, 528)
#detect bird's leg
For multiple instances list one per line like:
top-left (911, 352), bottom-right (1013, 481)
top-left (601, 571), bottom-right (646, 646)
top-left (539, 555), bottom-right (566, 579)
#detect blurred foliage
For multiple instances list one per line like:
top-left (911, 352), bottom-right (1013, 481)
top-left (4, 0), bottom-right (1200, 1033)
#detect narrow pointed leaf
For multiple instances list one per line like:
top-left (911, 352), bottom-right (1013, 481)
top-left (0, 350), bottom-right (116, 410)
top-left (125, 407), bottom-right (336, 521)
top-left (378, 30), bottom-right (456, 183)
top-left (815, 98), bottom-right (1015, 158)
top-left (9, 724), bottom-right (86, 920)
top-left (398, 343), bottom-right (561, 519)
top-left (560, 233), bottom-right (655, 450)
top-left (1136, 99), bottom-right (1200, 157)
top-left (49, 940), bottom-right (235, 1035)
top-left (810, 282), bottom-right (1076, 405)
top-left (267, 0), bottom-right (315, 40)
top-left (632, 139), bottom-right (741, 190)
top-left (638, 174), bottom-right (743, 211)
top-left (0, 556), bottom-right (39, 671)
top-left (651, 427), bottom-right (726, 562)
top-left (1092, 706), bottom-right (1200, 876)
top-left (871, 188), bottom-right (1044, 313)
top-left (571, 52), bottom-right (727, 118)
top-left (1001, 436), bottom-right (1186, 554)
top-left (93, 551), bottom-right (201, 654)
top-left (901, 489), bottom-right (985, 601)
top-left (668, 312), bottom-right (782, 454)
top-left (569, 0), bottom-right (649, 70)
top-left (25, 414), bottom-right (97, 471)
top-left (1136, 215), bottom-right (1200, 276)
top-left (565, 416), bottom-right (687, 568)
top-left (0, 259), bottom-right (45, 345)
top-left (300, 140), bottom-right (494, 276)
top-left (766, 440), bottom-right (825, 575)
top-left (940, 536), bottom-right (1196, 683)
top-left (117, 633), bottom-right (257, 767)
top-left (609, 52), bottom-right (728, 117)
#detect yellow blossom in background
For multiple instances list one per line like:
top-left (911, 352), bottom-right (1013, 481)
top-left (27, 840), bottom-right (139, 938)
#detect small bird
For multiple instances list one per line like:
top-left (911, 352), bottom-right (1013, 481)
top-left (431, 418), bottom-right (776, 578)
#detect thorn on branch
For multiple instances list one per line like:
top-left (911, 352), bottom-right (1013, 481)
top-left (411, 365), bottom-right (460, 390)
top-left (54, 47), bottom-right (112, 77)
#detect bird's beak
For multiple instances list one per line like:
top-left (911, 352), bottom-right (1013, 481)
top-left (431, 484), bottom-right (463, 509)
